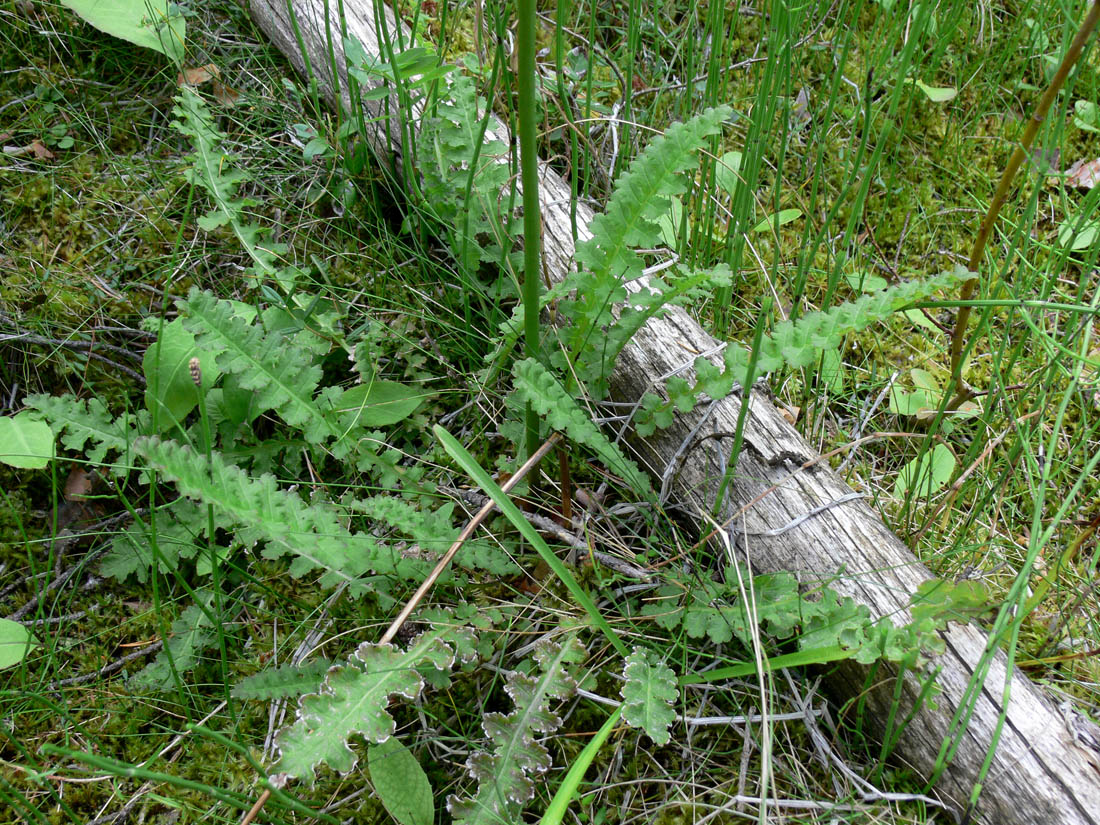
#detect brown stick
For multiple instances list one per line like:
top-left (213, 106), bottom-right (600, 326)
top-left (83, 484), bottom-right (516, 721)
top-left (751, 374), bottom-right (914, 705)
top-left (378, 432), bottom-right (562, 645)
top-left (947, 1), bottom-right (1100, 403)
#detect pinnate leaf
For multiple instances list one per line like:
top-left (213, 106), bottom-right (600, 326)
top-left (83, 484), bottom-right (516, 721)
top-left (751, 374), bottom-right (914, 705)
top-left (277, 625), bottom-right (475, 780)
top-left (512, 358), bottom-right (652, 499)
top-left (232, 660), bottom-right (333, 700)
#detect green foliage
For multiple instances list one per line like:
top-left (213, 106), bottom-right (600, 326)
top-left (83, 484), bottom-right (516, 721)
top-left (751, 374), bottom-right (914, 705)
top-left (331, 380), bottom-right (428, 429)
top-left (232, 660), bottom-right (334, 700)
top-left (129, 599), bottom-right (217, 692)
top-left (135, 436), bottom-right (428, 595)
top-left (367, 738), bottom-right (435, 825)
top-left (171, 86), bottom-right (301, 292)
top-left (620, 648), bottom-right (678, 746)
top-left (143, 318), bottom-right (218, 432)
top-left (512, 357), bottom-right (652, 498)
top-left (101, 499), bottom-right (237, 583)
top-left (418, 73), bottom-right (517, 278)
top-left (349, 497), bottom-right (519, 575)
top-left (60, 0), bottom-right (185, 64)
top-left (275, 618), bottom-right (478, 780)
top-left (894, 442), bottom-right (957, 499)
top-left (637, 265), bottom-right (978, 435)
top-left (0, 412), bottom-right (54, 469)
top-left (909, 578), bottom-right (995, 629)
top-left (24, 393), bottom-right (145, 475)
top-left (644, 567), bottom-right (996, 670)
top-left (553, 106), bottom-right (732, 399)
top-left (0, 619), bottom-right (38, 670)
top-left (179, 288), bottom-right (343, 448)
top-left (448, 635), bottom-right (587, 825)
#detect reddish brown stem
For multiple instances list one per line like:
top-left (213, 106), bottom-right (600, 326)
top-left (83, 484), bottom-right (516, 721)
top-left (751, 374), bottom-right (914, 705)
top-left (947, 1), bottom-right (1100, 409)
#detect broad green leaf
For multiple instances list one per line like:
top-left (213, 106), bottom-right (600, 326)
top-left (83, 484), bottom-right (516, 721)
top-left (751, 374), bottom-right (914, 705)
top-left (819, 349), bottom-right (844, 394)
top-left (894, 443), bottom-right (956, 499)
top-left (332, 381), bottom-right (427, 427)
top-left (889, 370), bottom-right (939, 417)
top-left (0, 413), bottom-right (54, 469)
top-left (912, 79), bottom-right (957, 102)
top-left (714, 150), bottom-right (743, 196)
top-left (60, 0), bottom-right (185, 64)
top-left (843, 270), bottom-right (888, 293)
top-left (902, 307), bottom-right (941, 331)
top-left (1074, 100), bottom-right (1100, 132)
top-left (144, 318), bottom-right (218, 431)
top-left (368, 738), bottom-right (434, 825)
top-left (888, 386), bottom-right (934, 417)
top-left (1058, 217), bottom-right (1100, 250)
top-left (911, 368), bottom-right (939, 393)
top-left (0, 619), bottom-right (38, 670)
top-left (751, 209), bottom-right (802, 234)
top-left (656, 195), bottom-right (684, 249)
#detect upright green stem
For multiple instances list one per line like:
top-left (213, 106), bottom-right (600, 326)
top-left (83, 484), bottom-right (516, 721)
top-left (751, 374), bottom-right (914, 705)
top-left (947, 1), bottom-right (1100, 405)
top-left (516, 0), bottom-right (542, 457)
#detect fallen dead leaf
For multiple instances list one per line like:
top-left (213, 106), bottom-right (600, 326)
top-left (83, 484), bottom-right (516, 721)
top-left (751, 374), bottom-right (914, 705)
top-left (779, 405), bottom-right (800, 426)
top-left (211, 79), bottom-right (240, 108)
top-left (64, 466), bottom-right (94, 501)
top-left (178, 63), bottom-right (220, 87)
top-left (1065, 157), bottom-right (1100, 189)
top-left (29, 139), bottom-right (54, 160)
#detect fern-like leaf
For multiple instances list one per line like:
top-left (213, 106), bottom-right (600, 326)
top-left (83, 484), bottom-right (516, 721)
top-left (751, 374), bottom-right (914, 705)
top-left (276, 622), bottom-right (477, 780)
top-left (512, 358), bottom-right (653, 499)
top-left (23, 393), bottom-right (144, 474)
top-left (179, 289), bottom-right (345, 447)
top-left (102, 499), bottom-right (237, 583)
top-left (620, 647), bottom-right (678, 746)
top-left (350, 497), bottom-right (519, 575)
top-left (584, 263), bottom-right (732, 399)
top-left (638, 265), bottom-right (977, 433)
top-left (419, 74), bottom-right (516, 277)
top-left (172, 86), bottom-right (300, 291)
top-left (557, 107), bottom-right (731, 396)
top-left (129, 598), bottom-right (218, 692)
top-left (448, 635), bottom-right (587, 825)
top-left (232, 660), bottom-right (334, 700)
top-left (134, 436), bottom-right (426, 594)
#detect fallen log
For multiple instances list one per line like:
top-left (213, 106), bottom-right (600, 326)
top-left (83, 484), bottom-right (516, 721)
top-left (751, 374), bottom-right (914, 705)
top-left (248, 1), bottom-right (1100, 821)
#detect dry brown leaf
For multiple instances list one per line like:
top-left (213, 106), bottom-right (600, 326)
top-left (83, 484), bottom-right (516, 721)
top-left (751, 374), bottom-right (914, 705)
top-left (211, 79), bottom-right (240, 108)
top-left (29, 139), bottom-right (54, 160)
top-left (178, 63), bottom-right (220, 87)
top-left (64, 466), bottom-right (94, 501)
top-left (1065, 157), bottom-right (1100, 189)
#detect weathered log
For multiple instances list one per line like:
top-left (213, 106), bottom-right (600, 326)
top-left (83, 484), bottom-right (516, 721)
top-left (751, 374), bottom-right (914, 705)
top-left (248, 1), bottom-right (1100, 821)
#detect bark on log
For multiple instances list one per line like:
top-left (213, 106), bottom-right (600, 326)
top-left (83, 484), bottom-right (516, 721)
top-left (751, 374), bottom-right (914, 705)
top-left (248, 1), bottom-right (1100, 821)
